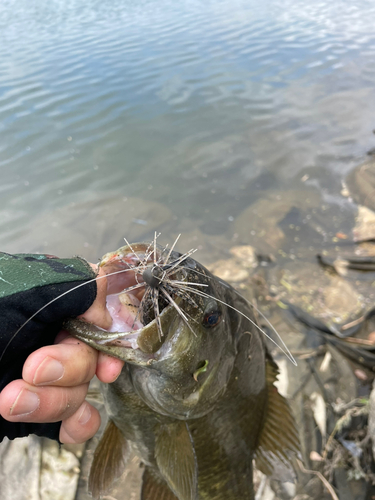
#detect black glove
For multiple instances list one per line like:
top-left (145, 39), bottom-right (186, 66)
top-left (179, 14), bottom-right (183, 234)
top-left (0, 252), bottom-right (97, 442)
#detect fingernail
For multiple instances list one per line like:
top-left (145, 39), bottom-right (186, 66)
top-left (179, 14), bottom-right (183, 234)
top-left (10, 389), bottom-right (39, 416)
top-left (33, 356), bottom-right (65, 385)
top-left (78, 403), bottom-right (91, 425)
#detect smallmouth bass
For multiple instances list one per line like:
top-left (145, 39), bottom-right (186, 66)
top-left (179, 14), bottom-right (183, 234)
top-left (65, 241), bottom-right (300, 500)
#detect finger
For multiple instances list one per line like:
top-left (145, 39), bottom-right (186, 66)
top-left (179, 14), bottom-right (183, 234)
top-left (0, 379), bottom-right (88, 423)
top-left (54, 329), bottom-right (70, 344)
top-left (59, 402), bottom-right (101, 444)
top-left (22, 338), bottom-right (98, 387)
top-left (80, 265), bottom-right (112, 330)
top-left (96, 352), bottom-right (124, 383)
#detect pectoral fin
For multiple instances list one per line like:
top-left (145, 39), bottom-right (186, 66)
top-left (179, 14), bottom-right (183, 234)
top-left (89, 420), bottom-right (129, 499)
top-left (155, 421), bottom-right (198, 500)
top-left (254, 356), bottom-right (301, 480)
top-left (141, 467), bottom-right (179, 500)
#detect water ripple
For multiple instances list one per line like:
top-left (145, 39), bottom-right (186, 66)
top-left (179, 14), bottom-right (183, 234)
top-left (1, 0), bottom-right (375, 249)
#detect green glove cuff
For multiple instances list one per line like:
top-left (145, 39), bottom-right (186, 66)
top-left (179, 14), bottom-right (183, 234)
top-left (0, 253), bottom-right (96, 298)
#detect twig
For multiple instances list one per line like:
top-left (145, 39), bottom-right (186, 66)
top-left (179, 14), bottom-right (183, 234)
top-left (341, 336), bottom-right (375, 346)
top-left (341, 315), bottom-right (365, 330)
top-left (296, 459), bottom-right (339, 500)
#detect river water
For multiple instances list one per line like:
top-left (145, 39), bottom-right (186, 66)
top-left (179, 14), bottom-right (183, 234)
top-left (1, 0), bottom-right (375, 263)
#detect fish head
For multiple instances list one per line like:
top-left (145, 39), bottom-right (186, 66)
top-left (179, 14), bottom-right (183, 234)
top-left (130, 257), bottom-right (241, 420)
top-left (68, 242), bottom-right (249, 419)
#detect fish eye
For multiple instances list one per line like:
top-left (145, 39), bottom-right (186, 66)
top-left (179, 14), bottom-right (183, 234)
top-left (202, 309), bottom-right (222, 328)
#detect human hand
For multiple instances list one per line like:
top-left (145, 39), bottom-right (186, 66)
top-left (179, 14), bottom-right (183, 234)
top-left (0, 264), bottom-right (123, 444)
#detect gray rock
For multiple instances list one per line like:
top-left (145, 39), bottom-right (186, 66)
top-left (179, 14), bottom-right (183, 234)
top-left (346, 158), bottom-right (375, 212)
top-left (0, 436), bottom-right (80, 500)
top-left (231, 189), bottom-right (321, 253)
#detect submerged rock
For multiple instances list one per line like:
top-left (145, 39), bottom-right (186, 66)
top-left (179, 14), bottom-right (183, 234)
top-left (346, 158), bottom-right (375, 212)
top-left (207, 245), bottom-right (257, 282)
top-left (265, 261), bottom-right (365, 326)
top-left (230, 189), bottom-right (325, 254)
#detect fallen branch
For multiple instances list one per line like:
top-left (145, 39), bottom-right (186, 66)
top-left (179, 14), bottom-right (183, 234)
top-left (296, 459), bottom-right (339, 500)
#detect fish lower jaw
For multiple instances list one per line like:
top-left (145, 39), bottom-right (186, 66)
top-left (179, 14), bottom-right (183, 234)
top-left (98, 332), bottom-right (141, 350)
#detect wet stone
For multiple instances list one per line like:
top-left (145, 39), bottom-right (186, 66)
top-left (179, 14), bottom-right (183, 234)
top-left (229, 245), bottom-right (257, 267)
top-left (322, 278), bottom-right (363, 322)
top-left (207, 258), bottom-right (250, 282)
top-left (0, 436), bottom-right (80, 500)
top-left (231, 189), bottom-right (321, 253)
top-left (207, 245), bottom-right (257, 283)
top-left (346, 157), bottom-right (375, 212)
top-left (266, 262), bottom-right (364, 325)
top-left (353, 205), bottom-right (375, 242)
top-left (40, 439), bottom-right (81, 500)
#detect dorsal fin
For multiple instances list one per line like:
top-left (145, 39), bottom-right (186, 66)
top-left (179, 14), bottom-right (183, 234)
top-left (254, 356), bottom-right (301, 480)
top-left (141, 467), bottom-right (179, 500)
top-left (155, 421), bottom-right (198, 500)
top-left (89, 420), bottom-right (129, 499)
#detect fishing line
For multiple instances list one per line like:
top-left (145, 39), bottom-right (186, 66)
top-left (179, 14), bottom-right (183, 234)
top-left (178, 266), bottom-right (297, 365)
top-left (169, 282), bottom-right (297, 366)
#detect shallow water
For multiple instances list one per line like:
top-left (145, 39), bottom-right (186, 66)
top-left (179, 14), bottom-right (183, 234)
top-left (1, 0), bottom-right (375, 262)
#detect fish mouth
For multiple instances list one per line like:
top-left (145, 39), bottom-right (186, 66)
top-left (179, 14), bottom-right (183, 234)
top-left (93, 242), bottom-right (186, 360)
